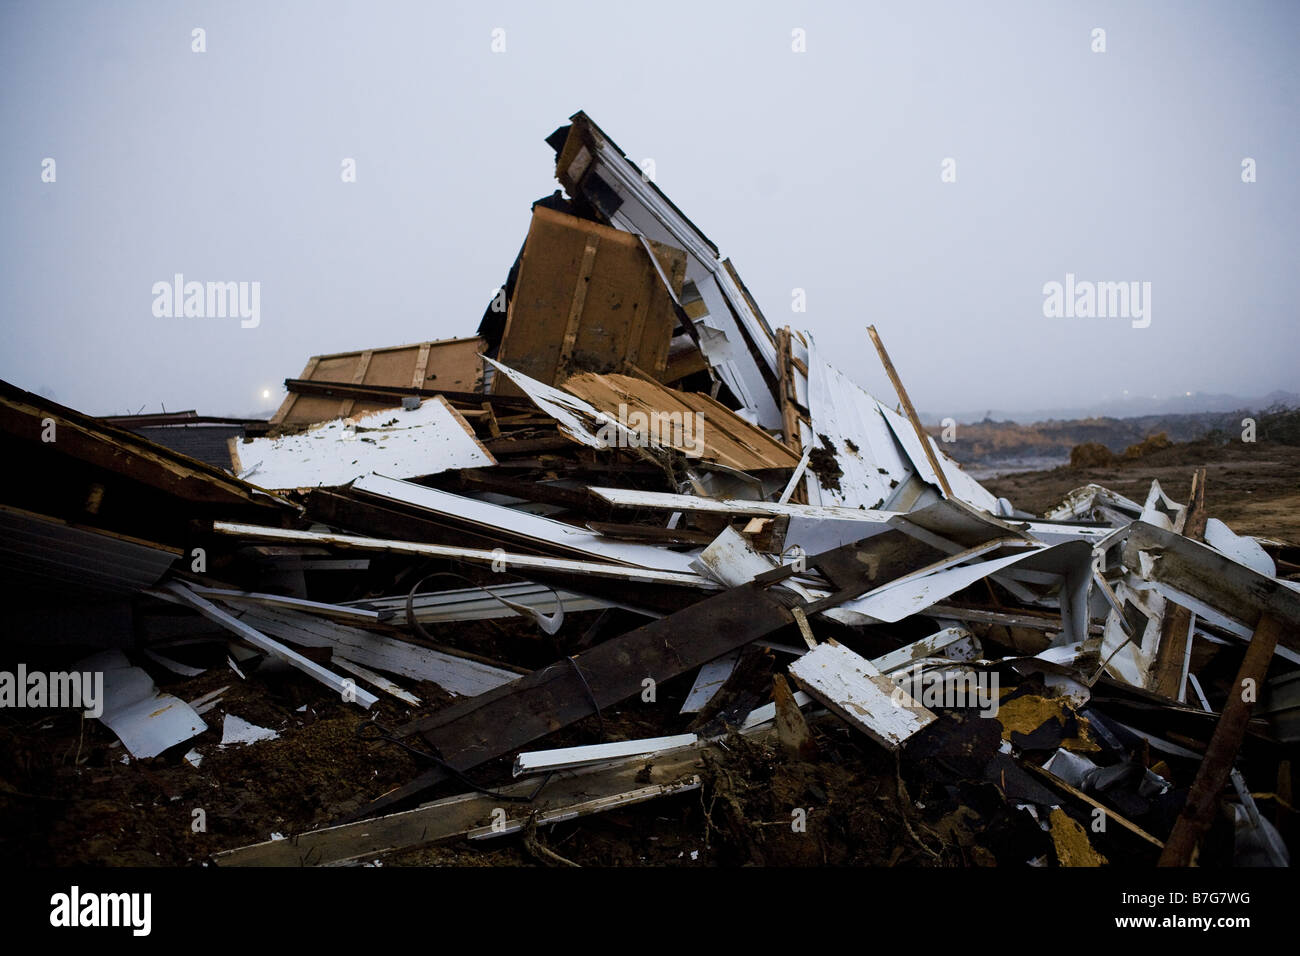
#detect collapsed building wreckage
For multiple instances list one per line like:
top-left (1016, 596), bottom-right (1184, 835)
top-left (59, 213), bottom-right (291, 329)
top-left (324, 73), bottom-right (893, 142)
top-left (2, 112), bottom-right (1295, 867)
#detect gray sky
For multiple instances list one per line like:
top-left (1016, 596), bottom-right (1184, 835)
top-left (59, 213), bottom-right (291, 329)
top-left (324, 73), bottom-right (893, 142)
top-left (2, 0), bottom-right (1296, 421)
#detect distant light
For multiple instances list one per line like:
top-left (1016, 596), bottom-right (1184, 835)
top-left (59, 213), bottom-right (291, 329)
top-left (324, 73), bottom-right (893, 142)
top-left (1185, 392), bottom-right (1192, 397)
top-left (261, 389), bottom-right (271, 400)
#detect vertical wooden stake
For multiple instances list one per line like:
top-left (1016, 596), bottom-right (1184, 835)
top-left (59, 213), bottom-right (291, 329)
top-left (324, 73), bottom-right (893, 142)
top-left (1158, 612), bottom-right (1282, 866)
top-left (866, 325), bottom-right (953, 498)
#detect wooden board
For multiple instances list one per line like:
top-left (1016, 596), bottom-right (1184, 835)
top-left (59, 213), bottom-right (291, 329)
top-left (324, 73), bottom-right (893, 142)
top-left (494, 207), bottom-right (685, 396)
top-left (274, 337), bottom-right (486, 425)
top-left (561, 371), bottom-right (800, 472)
top-left (788, 638), bottom-right (936, 750)
top-left (215, 745), bottom-right (704, 866)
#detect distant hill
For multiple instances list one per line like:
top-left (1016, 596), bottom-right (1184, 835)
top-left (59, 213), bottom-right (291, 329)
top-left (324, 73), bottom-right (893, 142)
top-left (926, 390), bottom-right (1300, 426)
top-left (927, 403), bottom-right (1300, 473)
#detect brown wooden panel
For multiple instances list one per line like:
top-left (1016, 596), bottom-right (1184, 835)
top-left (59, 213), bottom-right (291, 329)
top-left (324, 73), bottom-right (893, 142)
top-left (561, 372), bottom-right (800, 472)
top-left (494, 207), bottom-right (684, 396)
top-left (276, 338), bottom-right (485, 425)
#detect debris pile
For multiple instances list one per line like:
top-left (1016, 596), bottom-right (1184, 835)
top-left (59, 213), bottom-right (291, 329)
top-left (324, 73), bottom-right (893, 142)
top-left (2, 112), bottom-right (1294, 868)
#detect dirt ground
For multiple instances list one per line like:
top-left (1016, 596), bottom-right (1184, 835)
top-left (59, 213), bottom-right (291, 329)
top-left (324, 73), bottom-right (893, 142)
top-left (984, 439), bottom-right (1300, 543)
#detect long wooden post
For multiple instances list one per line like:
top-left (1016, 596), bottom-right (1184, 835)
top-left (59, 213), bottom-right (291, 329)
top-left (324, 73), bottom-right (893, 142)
top-left (866, 325), bottom-right (953, 498)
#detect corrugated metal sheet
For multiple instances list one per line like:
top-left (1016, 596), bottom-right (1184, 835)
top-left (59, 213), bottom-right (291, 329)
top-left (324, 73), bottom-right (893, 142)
top-left (0, 505), bottom-right (180, 597)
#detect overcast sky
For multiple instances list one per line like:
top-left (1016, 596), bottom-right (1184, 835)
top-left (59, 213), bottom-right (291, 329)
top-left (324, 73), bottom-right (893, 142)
top-left (2, 0), bottom-right (1296, 421)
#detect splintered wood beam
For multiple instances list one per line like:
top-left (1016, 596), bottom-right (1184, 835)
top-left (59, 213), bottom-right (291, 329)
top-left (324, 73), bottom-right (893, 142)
top-left (217, 745), bottom-right (705, 866)
top-left (866, 325), bottom-right (953, 499)
top-left (1158, 613), bottom-right (1283, 866)
top-left (1027, 762), bottom-right (1164, 850)
top-left (776, 326), bottom-right (807, 505)
top-left (343, 580), bottom-right (797, 820)
top-left (773, 673), bottom-right (818, 759)
top-left (343, 532), bottom-right (910, 821)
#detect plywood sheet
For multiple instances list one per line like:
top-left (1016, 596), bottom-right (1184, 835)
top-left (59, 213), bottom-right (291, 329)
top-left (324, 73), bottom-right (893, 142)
top-left (274, 337), bottom-right (485, 425)
top-left (561, 371), bottom-right (800, 472)
top-left (494, 207), bottom-right (684, 396)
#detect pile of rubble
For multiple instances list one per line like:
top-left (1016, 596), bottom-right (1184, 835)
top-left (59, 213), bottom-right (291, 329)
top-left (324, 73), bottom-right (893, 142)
top-left (2, 112), bottom-right (1294, 867)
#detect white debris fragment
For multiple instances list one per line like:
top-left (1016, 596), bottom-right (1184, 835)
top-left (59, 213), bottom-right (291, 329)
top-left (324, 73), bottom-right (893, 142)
top-left (220, 714), bottom-right (280, 747)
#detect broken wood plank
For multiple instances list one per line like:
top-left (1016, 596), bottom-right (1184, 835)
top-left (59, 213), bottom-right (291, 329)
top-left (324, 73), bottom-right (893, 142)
top-left (788, 638), bottom-right (935, 750)
top-left (1158, 612), bottom-right (1284, 866)
top-left (185, 585), bottom-right (384, 623)
top-left (228, 604), bottom-right (525, 696)
top-left (585, 521), bottom-right (715, 547)
top-left (351, 473), bottom-right (697, 573)
top-left (216, 743), bottom-right (705, 866)
top-left (332, 659), bottom-right (421, 706)
top-left (281, 377), bottom-right (532, 411)
top-left (1027, 761), bottom-right (1164, 850)
top-left (680, 649), bottom-right (742, 713)
top-left (513, 734), bottom-right (699, 777)
top-left (866, 324), bottom-right (953, 498)
top-left (870, 627), bottom-right (980, 674)
top-left (588, 486), bottom-right (897, 524)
